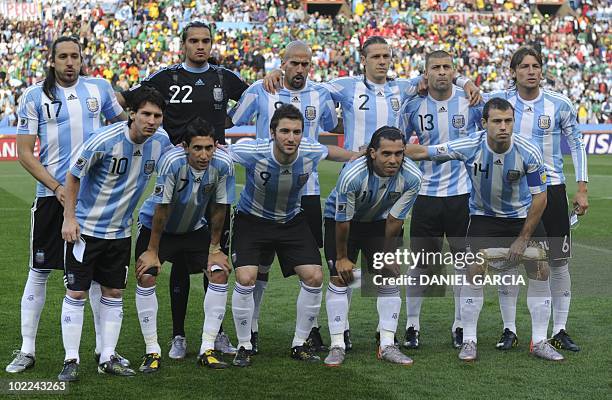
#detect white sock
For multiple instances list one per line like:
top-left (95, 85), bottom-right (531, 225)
top-left (99, 296), bottom-right (123, 364)
top-left (20, 268), bottom-right (50, 355)
top-left (461, 284), bottom-right (484, 343)
top-left (527, 279), bottom-right (551, 344)
top-left (251, 279), bottom-right (267, 333)
top-left (405, 267), bottom-right (426, 331)
top-left (136, 285), bottom-right (160, 354)
top-left (326, 283), bottom-right (348, 349)
top-left (232, 283), bottom-right (254, 350)
top-left (344, 286), bottom-right (352, 331)
top-left (498, 265), bottom-right (519, 333)
top-left (61, 295), bottom-right (85, 362)
top-left (201, 283), bottom-right (228, 354)
top-left (293, 282), bottom-right (322, 348)
top-left (452, 266), bottom-right (465, 331)
top-left (377, 285), bottom-right (401, 347)
top-left (89, 281), bottom-right (102, 354)
top-left (549, 262), bottom-right (571, 335)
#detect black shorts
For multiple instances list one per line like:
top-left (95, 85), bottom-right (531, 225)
top-left (30, 197), bottom-right (64, 270)
top-left (541, 184), bottom-right (571, 261)
top-left (301, 195), bottom-right (323, 248)
top-left (231, 212), bottom-right (321, 277)
top-left (64, 235), bottom-right (131, 291)
top-left (135, 223), bottom-right (210, 275)
top-left (323, 218), bottom-right (388, 276)
top-left (410, 194), bottom-right (469, 262)
top-left (257, 195), bottom-right (323, 267)
top-left (466, 215), bottom-right (547, 255)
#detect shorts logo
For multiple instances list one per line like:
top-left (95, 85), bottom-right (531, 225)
top-left (337, 203), bottom-right (346, 212)
top-left (67, 272), bottom-right (75, 285)
top-left (538, 115), bottom-right (551, 130)
top-left (388, 191), bottom-right (401, 202)
top-left (390, 98), bottom-right (400, 112)
top-left (153, 184), bottom-right (164, 197)
top-left (304, 106), bottom-right (316, 121)
top-left (506, 169), bottom-right (521, 182)
top-left (203, 183), bottom-right (214, 193)
top-left (213, 87), bottom-right (224, 102)
top-left (86, 97), bottom-right (99, 113)
top-left (297, 173), bottom-right (309, 187)
top-left (75, 157), bottom-right (87, 170)
top-left (452, 114), bottom-right (465, 129)
top-left (144, 160), bottom-right (155, 175)
top-left (436, 145), bottom-right (447, 155)
top-left (19, 118), bottom-right (28, 128)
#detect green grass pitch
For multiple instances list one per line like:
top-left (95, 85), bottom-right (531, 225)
top-left (0, 156), bottom-right (610, 399)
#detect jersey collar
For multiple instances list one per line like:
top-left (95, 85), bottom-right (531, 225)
top-left (182, 62), bottom-right (210, 73)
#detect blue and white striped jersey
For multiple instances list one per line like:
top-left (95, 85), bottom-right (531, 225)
top-left (139, 146), bottom-right (235, 234)
top-left (229, 138), bottom-right (328, 222)
top-left (428, 131), bottom-right (547, 218)
top-left (70, 121), bottom-right (171, 239)
top-left (324, 157), bottom-right (422, 222)
top-left (16, 77), bottom-right (123, 197)
top-left (228, 79), bottom-right (337, 196)
top-left (485, 89), bottom-right (587, 185)
top-left (324, 76), bottom-right (420, 151)
top-left (399, 86), bottom-right (482, 197)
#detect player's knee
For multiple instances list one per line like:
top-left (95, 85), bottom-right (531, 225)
top-left (67, 289), bottom-right (87, 300)
top-left (235, 267), bottom-right (257, 286)
top-left (300, 266), bottom-right (323, 287)
top-left (208, 271), bottom-right (228, 285)
top-left (138, 274), bottom-right (156, 288)
top-left (101, 286), bottom-right (123, 299)
top-left (525, 261), bottom-right (549, 281)
top-left (330, 276), bottom-right (346, 287)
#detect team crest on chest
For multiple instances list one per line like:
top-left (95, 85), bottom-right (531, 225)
top-left (86, 97), bottom-right (99, 113)
top-left (304, 106), bottom-right (317, 121)
top-left (537, 115), bottom-right (551, 130)
top-left (213, 87), bottom-right (224, 102)
top-left (390, 98), bottom-right (400, 112)
top-left (452, 114), bottom-right (465, 129)
top-left (297, 173), bottom-right (309, 187)
top-left (388, 191), bottom-right (401, 202)
top-left (144, 160), bottom-right (155, 175)
top-left (506, 169), bottom-right (521, 182)
top-left (202, 183), bottom-right (214, 193)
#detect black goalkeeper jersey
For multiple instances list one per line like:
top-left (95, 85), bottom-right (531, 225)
top-left (122, 63), bottom-right (248, 144)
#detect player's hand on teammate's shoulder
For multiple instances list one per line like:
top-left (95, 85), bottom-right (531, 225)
top-left (136, 249), bottom-right (161, 279)
top-left (464, 81), bottom-right (483, 106)
top-left (263, 69), bottom-right (284, 94)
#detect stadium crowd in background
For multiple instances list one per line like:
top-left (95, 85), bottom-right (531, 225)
top-left (0, 0), bottom-right (610, 125)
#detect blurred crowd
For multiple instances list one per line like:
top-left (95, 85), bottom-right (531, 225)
top-left (0, 0), bottom-right (610, 125)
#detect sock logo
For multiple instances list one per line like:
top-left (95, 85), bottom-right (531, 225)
top-left (392, 313), bottom-right (398, 320)
top-left (27, 295), bottom-right (34, 301)
top-left (64, 316), bottom-right (71, 323)
top-left (465, 298), bottom-right (473, 304)
top-left (241, 319), bottom-right (247, 326)
top-left (308, 316), bottom-right (315, 322)
top-left (334, 316), bottom-right (341, 322)
top-left (142, 316), bottom-right (150, 323)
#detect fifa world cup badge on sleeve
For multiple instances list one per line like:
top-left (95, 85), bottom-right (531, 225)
top-left (153, 184), bottom-right (164, 197)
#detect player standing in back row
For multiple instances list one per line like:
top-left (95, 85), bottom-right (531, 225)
top-left (486, 47), bottom-right (588, 351)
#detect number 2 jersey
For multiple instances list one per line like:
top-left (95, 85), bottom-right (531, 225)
top-left (428, 131), bottom-right (547, 219)
top-left (70, 121), bottom-right (171, 239)
top-left (228, 138), bottom-right (328, 222)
